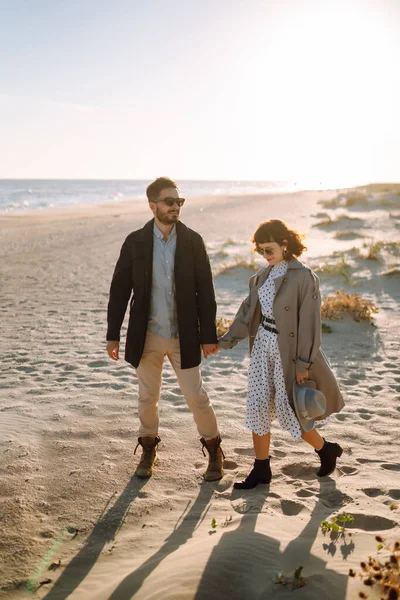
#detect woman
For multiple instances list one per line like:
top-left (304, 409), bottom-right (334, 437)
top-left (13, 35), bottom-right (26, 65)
top-left (218, 219), bottom-right (345, 489)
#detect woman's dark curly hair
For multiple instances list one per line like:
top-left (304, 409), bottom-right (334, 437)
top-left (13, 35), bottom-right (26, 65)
top-left (252, 219), bottom-right (307, 259)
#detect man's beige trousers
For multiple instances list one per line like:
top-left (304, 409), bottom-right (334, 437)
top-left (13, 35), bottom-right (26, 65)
top-left (136, 331), bottom-right (219, 440)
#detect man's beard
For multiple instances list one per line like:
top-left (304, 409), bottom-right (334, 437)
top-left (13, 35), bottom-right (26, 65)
top-left (156, 206), bottom-right (180, 225)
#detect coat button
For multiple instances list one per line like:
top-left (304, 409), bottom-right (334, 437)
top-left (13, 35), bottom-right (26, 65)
top-left (290, 332), bottom-right (294, 337)
top-left (283, 277), bottom-right (287, 282)
top-left (284, 306), bottom-right (289, 311)
top-left (292, 358), bottom-right (296, 363)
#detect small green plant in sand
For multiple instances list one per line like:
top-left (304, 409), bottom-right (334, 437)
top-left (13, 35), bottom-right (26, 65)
top-left (321, 513), bottom-right (354, 536)
top-left (216, 317), bottom-right (232, 337)
top-left (274, 565), bottom-right (306, 590)
top-left (315, 254), bottom-right (356, 285)
top-left (210, 516), bottom-right (232, 530)
top-left (348, 536), bottom-right (399, 599)
top-left (390, 503), bottom-right (399, 511)
top-left (362, 240), bottom-right (400, 261)
top-left (321, 290), bottom-right (378, 322)
top-left (321, 322), bottom-right (332, 333)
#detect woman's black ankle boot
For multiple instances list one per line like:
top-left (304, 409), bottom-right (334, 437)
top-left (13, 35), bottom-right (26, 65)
top-left (315, 439), bottom-right (343, 477)
top-left (233, 457), bottom-right (272, 490)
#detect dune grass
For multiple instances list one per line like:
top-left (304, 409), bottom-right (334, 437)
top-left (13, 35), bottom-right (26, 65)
top-left (360, 240), bottom-right (400, 261)
top-left (315, 255), bottom-right (356, 285)
top-left (216, 254), bottom-right (259, 276)
top-left (320, 190), bottom-right (369, 209)
top-left (321, 290), bottom-right (378, 322)
top-left (334, 231), bottom-right (363, 240)
top-left (313, 213), bottom-right (363, 229)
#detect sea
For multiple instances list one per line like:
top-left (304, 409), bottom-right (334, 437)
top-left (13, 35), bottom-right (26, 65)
top-left (0, 179), bottom-right (314, 213)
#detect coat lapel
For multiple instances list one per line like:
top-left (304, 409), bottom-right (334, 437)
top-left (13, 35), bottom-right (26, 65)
top-left (175, 221), bottom-right (191, 268)
top-left (273, 258), bottom-right (304, 298)
top-left (135, 219), bottom-right (154, 299)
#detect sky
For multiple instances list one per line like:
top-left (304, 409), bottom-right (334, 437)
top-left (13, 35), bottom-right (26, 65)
top-left (0, 0), bottom-right (399, 186)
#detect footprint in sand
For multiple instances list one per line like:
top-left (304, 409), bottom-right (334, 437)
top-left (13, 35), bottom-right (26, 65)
top-left (388, 489), bottom-right (400, 500)
top-left (233, 447), bottom-right (255, 457)
top-left (281, 463), bottom-right (317, 481)
top-left (338, 466), bottom-right (358, 476)
top-left (319, 489), bottom-right (352, 508)
top-left (280, 499), bottom-right (308, 516)
top-left (335, 413), bottom-right (350, 422)
top-left (346, 514), bottom-right (398, 532)
top-left (356, 458), bottom-right (381, 465)
top-left (362, 488), bottom-right (385, 498)
top-left (296, 489), bottom-right (315, 498)
top-left (383, 362), bottom-right (397, 369)
top-left (272, 450), bottom-right (286, 458)
top-left (223, 460), bottom-right (238, 470)
top-left (381, 463), bottom-right (400, 472)
top-left (172, 400), bottom-right (185, 407)
top-left (87, 360), bottom-right (109, 368)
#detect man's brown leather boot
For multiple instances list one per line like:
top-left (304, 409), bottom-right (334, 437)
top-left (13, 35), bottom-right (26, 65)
top-left (134, 436), bottom-right (161, 479)
top-left (200, 435), bottom-right (225, 481)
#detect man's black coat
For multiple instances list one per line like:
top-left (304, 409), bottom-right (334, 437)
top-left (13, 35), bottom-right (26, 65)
top-left (107, 219), bottom-right (217, 369)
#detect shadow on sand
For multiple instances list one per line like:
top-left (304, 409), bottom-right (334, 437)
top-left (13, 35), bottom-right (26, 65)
top-left (42, 475), bottom-right (149, 599)
top-left (102, 477), bottom-right (351, 599)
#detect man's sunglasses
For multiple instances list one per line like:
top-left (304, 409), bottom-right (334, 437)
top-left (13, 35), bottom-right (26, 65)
top-left (256, 247), bottom-right (275, 257)
top-left (155, 197), bottom-right (185, 207)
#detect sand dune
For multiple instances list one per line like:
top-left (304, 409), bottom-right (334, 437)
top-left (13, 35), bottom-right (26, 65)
top-left (1, 188), bottom-right (399, 599)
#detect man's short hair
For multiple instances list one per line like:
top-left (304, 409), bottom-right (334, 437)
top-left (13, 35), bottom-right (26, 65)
top-left (146, 177), bottom-right (178, 203)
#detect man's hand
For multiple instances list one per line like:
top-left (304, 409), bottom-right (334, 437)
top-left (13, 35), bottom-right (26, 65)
top-left (107, 341), bottom-right (120, 361)
top-left (201, 343), bottom-right (219, 359)
top-left (296, 370), bottom-right (308, 384)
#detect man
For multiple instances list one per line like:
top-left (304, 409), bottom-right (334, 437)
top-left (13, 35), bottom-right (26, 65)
top-left (106, 177), bottom-right (224, 481)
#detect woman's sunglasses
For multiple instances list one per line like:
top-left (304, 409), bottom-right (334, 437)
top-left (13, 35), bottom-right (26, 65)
top-left (256, 247), bottom-right (275, 257)
top-left (155, 197), bottom-right (185, 207)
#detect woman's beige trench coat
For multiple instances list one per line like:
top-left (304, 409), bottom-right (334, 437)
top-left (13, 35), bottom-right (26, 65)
top-left (219, 258), bottom-right (345, 425)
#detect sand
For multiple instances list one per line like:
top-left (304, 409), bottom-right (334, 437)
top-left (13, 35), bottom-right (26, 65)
top-left (1, 187), bottom-right (399, 599)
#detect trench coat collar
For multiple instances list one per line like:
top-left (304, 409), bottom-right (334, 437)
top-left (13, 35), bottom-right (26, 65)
top-left (253, 257), bottom-right (304, 290)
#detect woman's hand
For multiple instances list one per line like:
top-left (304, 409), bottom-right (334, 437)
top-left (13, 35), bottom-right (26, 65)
top-left (296, 370), bottom-right (308, 384)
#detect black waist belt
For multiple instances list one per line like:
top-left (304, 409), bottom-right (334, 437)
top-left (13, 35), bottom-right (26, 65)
top-left (261, 316), bottom-right (278, 334)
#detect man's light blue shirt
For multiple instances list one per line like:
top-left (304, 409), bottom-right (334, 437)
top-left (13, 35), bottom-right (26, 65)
top-left (148, 222), bottom-right (179, 339)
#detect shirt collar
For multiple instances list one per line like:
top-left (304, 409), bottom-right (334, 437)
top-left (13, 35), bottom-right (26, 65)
top-left (153, 222), bottom-right (176, 241)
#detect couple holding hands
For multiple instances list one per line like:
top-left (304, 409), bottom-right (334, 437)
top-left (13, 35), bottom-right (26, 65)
top-left (106, 177), bottom-right (345, 490)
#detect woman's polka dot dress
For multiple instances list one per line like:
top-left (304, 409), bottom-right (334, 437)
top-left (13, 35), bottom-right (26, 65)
top-left (246, 260), bottom-right (302, 440)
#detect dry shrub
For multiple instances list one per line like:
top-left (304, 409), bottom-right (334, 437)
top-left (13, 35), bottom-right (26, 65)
top-left (216, 317), bottom-right (232, 337)
top-left (334, 230), bottom-right (363, 239)
top-left (343, 189), bottom-right (369, 206)
top-left (363, 183), bottom-right (400, 194)
top-left (320, 190), bottom-right (368, 209)
top-left (313, 216), bottom-right (333, 227)
top-left (349, 537), bottom-right (399, 599)
top-left (321, 290), bottom-right (378, 322)
top-left (313, 214), bottom-right (363, 228)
